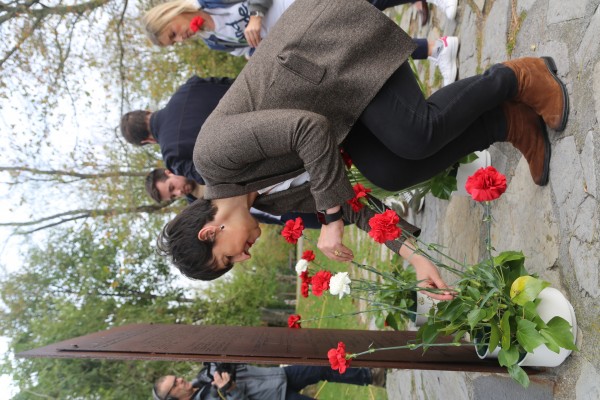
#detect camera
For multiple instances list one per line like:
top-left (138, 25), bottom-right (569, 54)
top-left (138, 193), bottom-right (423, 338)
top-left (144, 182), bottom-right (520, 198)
top-left (214, 363), bottom-right (237, 381)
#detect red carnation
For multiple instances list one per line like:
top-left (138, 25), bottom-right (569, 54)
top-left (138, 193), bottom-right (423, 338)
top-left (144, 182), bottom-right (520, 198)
top-left (465, 166), bottom-right (507, 202)
top-left (311, 270), bottom-right (332, 296)
top-left (299, 270), bottom-right (311, 284)
top-left (340, 148), bottom-right (352, 169)
top-left (301, 280), bottom-right (310, 298)
top-left (301, 250), bottom-right (315, 262)
top-left (189, 16), bottom-right (205, 33)
top-left (347, 183), bottom-right (372, 212)
top-left (281, 217), bottom-right (305, 244)
top-left (327, 341), bottom-right (351, 374)
top-left (288, 314), bottom-right (302, 329)
top-left (368, 209), bottom-right (401, 243)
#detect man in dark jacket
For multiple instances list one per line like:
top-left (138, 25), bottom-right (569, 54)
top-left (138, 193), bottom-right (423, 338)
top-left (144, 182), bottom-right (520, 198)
top-left (120, 76), bottom-right (233, 183)
top-left (144, 168), bottom-right (322, 228)
top-left (152, 363), bottom-right (385, 400)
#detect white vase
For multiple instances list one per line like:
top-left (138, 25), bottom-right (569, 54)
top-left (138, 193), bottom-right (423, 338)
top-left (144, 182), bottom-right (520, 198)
top-left (412, 291), bottom-right (439, 326)
top-left (518, 287), bottom-right (577, 367)
top-left (452, 150), bottom-right (491, 196)
top-left (475, 287), bottom-right (577, 367)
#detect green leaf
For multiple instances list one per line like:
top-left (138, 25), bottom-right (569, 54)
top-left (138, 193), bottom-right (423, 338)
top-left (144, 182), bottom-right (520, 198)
top-left (522, 301), bottom-right (543, 325)
top-left (494, 251), bottom-right (527, 291)
top-left (540, 317), bottom-right (578, 351)
top-left (438, 301), bottom-right (470, 323)
top-left (452, 330), bottom-right (468, 343)
top-left (466, 285), bottom-right (481, 301)
top-left (511, 277), bottom-right (550, 306)
top-left (508, 364), bottom-right (530, 388)
top-left (516, 319), bottom-right (546, 353)
top-left (429, 174), bottom-right (457, 200)
top-left (385, 313), bottom-right (400, 331)
top-left (488, 323), bottom-right (500, 353)
top-left (418, 323), bottom-right (442, 345)
top-left (467, 308), bottom-right (487, 329)
top-left (457, 152), bottom-right (480, 164)
top-left (539, 331), bottom-right (560, 353)
top-left (480, 287), bottom-right (500, 309)
top-left (498, 345), bottom-right (520, 367)
top-left (483, 307), bottom-right (497, 322)
top-left (501, 311), bottom-right (512, 349)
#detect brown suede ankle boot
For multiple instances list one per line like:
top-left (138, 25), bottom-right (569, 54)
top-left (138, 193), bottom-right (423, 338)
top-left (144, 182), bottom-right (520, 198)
top-left (502, 57), bottom-right (569, 132)
top-left (502, 101), bottom-right (551, 186)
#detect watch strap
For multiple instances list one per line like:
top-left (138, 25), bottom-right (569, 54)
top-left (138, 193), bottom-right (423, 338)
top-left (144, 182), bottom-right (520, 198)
top-left (317, 209), bottom-right (343, 225)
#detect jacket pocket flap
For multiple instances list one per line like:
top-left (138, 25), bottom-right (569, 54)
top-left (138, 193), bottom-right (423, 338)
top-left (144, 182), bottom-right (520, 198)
top-left (277, 52), bottom-right (325, 85)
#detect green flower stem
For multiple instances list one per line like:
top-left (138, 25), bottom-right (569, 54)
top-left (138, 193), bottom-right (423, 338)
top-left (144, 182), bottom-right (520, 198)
top-left (317, 295), bottom-right (328, 327)
top-left (484, 202), bottom-right (495, 268)
top-left (401, 235), bottom-right (465, 276)
top-left (349, 342), bottom-right (474, 359)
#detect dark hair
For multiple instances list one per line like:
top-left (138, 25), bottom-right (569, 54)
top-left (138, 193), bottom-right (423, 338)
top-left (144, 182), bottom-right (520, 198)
top-left (146, 168), bottom-right (169, 203)
top-left (157, 199), bottom-right (233, 280)
top-left (120, 110), bottom-right (151, 145)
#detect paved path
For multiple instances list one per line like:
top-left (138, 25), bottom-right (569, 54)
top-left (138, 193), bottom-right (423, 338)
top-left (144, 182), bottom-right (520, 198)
top-left (385, 1), bottom-right (600, 399)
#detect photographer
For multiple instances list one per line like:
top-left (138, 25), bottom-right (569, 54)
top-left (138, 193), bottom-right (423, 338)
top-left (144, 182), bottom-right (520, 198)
top-left (152, 362), bottom-right (385, 400)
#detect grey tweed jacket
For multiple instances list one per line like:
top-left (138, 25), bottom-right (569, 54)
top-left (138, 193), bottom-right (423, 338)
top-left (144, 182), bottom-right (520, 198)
top-left (194, 0), bottom-right (419, 249)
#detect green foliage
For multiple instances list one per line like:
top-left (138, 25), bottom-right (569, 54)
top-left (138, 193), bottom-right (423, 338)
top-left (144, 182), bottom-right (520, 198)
top-left (0, 221), bottom-right (212, 399)
top-left (405, 152), bottom-right (480, 203)
top-left (1, 223), bottom-right (296, 398)
top-left (370, 266), bottom-right (417, 330)
top-left (416, 251), bottom-right (577, 388)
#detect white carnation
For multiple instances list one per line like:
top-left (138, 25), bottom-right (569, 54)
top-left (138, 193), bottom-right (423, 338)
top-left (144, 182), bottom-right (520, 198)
top-left (329, 272), bottom-right (351, 299)
top-left (295, 259), bottom-right (309, 275)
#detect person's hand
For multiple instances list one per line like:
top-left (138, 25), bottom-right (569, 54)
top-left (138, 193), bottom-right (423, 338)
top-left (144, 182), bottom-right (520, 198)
top-left (399, 239), bottom-right (455, 301)
top-left (318, 219), bottom-right (354, 261)
top-left (244, 16), bottom-right (262, 47)
top-left (414, 259), bottom-right (455, 301)
top-left (212, 372), bottom-right (236, 391)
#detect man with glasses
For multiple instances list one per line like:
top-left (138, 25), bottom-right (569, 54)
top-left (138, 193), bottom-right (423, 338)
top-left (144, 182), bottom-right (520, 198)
top-left (152, 363), bottom-right (385, 400)
top-left (144, 168), bottom-right (324, 228)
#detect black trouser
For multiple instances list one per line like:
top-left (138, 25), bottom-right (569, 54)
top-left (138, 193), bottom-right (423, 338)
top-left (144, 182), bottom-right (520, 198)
top-left (283, 366), bottom-right (371, 400)
top-left (343, 62), bottom-right (517, 190)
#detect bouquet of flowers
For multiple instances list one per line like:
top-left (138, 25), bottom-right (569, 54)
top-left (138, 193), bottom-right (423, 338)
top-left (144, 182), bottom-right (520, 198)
top-left (284, 166), bottom-right (577, 388)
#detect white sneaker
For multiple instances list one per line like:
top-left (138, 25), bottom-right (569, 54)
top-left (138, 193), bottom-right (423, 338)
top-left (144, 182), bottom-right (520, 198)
top-left (428, 36), bottom-right (459, 86)
top-left (427, 0), bottom-right (458, 20)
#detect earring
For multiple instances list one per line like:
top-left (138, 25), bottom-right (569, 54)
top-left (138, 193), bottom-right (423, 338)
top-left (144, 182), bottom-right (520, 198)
top-left (220, 225), bottom-right (225, 230)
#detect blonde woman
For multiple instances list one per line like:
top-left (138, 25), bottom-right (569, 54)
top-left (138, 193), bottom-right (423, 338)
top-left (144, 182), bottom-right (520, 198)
top-left (143, 0), bottom-right (461, 85)
top-left (143, 0), bottom-right (294, 57)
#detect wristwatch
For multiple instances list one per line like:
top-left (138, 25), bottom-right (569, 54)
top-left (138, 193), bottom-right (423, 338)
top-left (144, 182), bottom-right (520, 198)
top-left (316, 209), bottom-right (343, 225)
top-left (250, 10), bottom-right (264, 17)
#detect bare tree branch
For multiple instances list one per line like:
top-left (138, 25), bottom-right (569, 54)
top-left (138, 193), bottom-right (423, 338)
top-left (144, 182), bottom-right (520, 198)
top-left (0, 166), bottom-right (148, 178)
top-left (116, 0), bottom-right (128, 117)
top-left (0, 202), bottom-right (175, 234)
top-left (0, 0), bottom-right (111, 20)
top-left (0, 15), bottom-right (43, 67)
top-left (50, 286), bottom-right (196, 303)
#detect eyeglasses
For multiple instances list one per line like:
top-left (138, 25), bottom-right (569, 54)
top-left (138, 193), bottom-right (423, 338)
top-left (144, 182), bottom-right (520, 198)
top-left (163, 376), bottom-right (179, 400)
